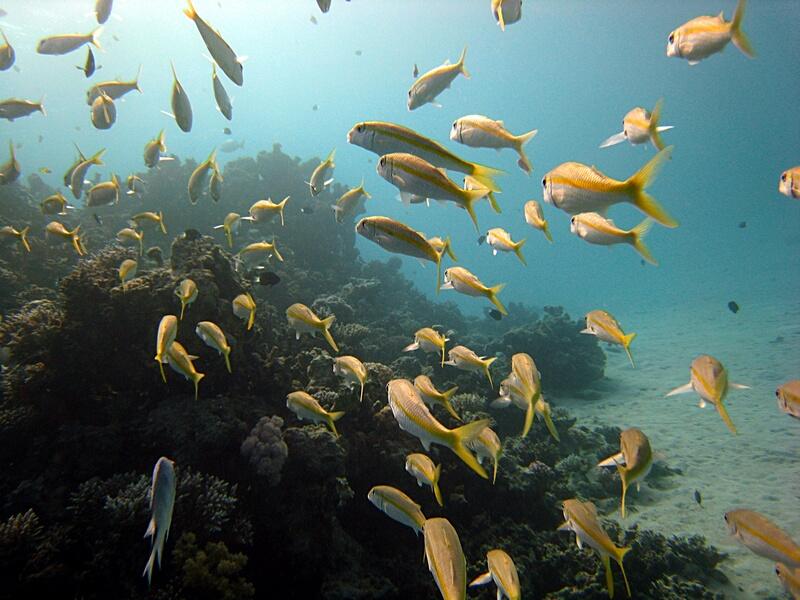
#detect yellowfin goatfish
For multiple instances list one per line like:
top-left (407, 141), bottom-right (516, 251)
top-left (209, 164), bottom-right (223, 202)
top-left (213, 212), bottom-right (241, 248)
top-left (70, 148), bottom-right (106, 199)
top-left (423, 518), bottom-right (467, 600)
top-left (571, 213), bottom-right (656, 265)
top-left (333, 355), bottom-right (367, 403)
top-left (131, 212), bottom-right (167, 235)
top-left (466, 426), bottom-right (502, 484)
top-left (244, 197), bottom-right (290, 226)
top-left (46, 221), bottom-right (86, 256)
top-left (286, 303), bottom-right (337, 352)
top-left (142, 456), bottom-right (175, 586)
top-left (403, 327), bottom-right (449, 367)
top-left (485, 227), bottom-right (526, 265)
top-left (388, 379), bottom-right (489, 479)
top-left (469, 548), bottom-right (521, 600)
top-left (168, 63), bottom-right (193, 133)
top-left (559, 499), bottom-right (632, 598)
top-left (183, 0), bottom-right (244, 86)
top-left (775, 563), bottom-right (800, 600)
top-left (86, 175), bottom-right (121, 207)
top-left (347, 121), bottom-right (503, 192)
top-left (442, 266), bottom-right (507, 316)
top-left (779, 167), bottom-right (800, 199)
top-left (491, 0), bottom-right (522, 31)
top-left (332, 179), bottom-right (370, 223)
top-left (598, 428), bottom-right (653, 518)
top-left (407, 47), bottom-right (469, 110)
top-left (511, 352), bottom-right (541, 437)
top-left (724, 509), bottom-right (800, 568)
top-left (0, 28), bottom-right (15, 71)
top-left (64, 146), bottom-right (87, 187)
top-left (427, 235), bottom-right (457, 261)
top-left (195, 321), bottom-right (232, 373)
top-left (0, 141), bottom-right (20, 185)
top-left (237, 240), bottom-right (284, 263)
top-left (600, 99), bottom-right (673, 151)
top-left (376, 153), bottom-right (488, 231)
top-left (667, 0), bottom-right (754, 65)
top-left (175, 279), bottom-right (198, 320)
top-left (126, 175), bottom-right (146, 197)
top-left (543, 147), bottom-right (678, 228)
top-left (0, 225), bottom-right (30, 252)
top-left (367, 485), bottom-right (426, 534)
top-left (776, 380), bottom-right (800, 419)
top-left (464, 174), bottom-right (501, 214)
top-left (37, 28), bottom-right (102, 55)
top-left (582, 310), bottom-right (637, 367)
top-left (0, 98), bottom-right (46, 121)
top-left (450, 114), bottom-right (537, 174)
top-left (154, 315), bottom-right (178, 383)
top-left (286, 390), bottom-right (345, 436)
top-left (232, 293), bottom-right (256, 330)
top-left (308, 149), bottom-right (335, 196)
top-left (187, 149), bottom-right (216, 204)
top-left (118, 258), bottom-right (137, 286)
top-left (86, 67), bottom-right (142, 104)
top-left (405, 453), bottom-right (443, 507)
top-left (666, 354), bottom-right (749, 434)
top-left (211, 64), bottom-right (232, 120)
top-left (414, 374), bottom-right (461, 422)
top-left (166, 341), bottom-right (204, 400)
top-left (445, 345), bottom-right (498, 388)
top-left (144, 131), bottom-right (168, 168)
top-left (117, 227), bottom-right (144, 256)
top-left (524, 199), bottom-right (553, 242)
top-left (356, 216), bottom-right (446, 294)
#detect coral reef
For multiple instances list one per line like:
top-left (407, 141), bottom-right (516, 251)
top-left (240, 416), bottom-right (288, 486)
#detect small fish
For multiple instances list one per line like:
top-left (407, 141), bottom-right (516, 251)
top-left (367, 485), bottom-right (426, 534)
top-left (779, 167), bottom-right (800, 199)
top-left (168, 62), bottom-right (193, 132)
top-left (600, 99), bottom-right (673, 151)
top-left (117, 227), bottom-right (144, 256)
top-left (212, 212), bottom-right (241, 248)
top-left (95, 0), bottom-right (113, 24)
top-left (38, 135), bottom-right (44, 143)
top-left (220, 139), bottom-right (244, 153)
top-left (70, 147), bottom-right (105, 198)
top-left (487, 308), bottom-right (502, 321)
top-left (571, 212), bottom-right (657, 265)
top-left (145, 246), bottom-right (163, 266)
top-left (183, 228), bottom-right (201, 241)
top-left (175, 279), bottom-right (198, 320)
top-left (469, 549), bottom-right (521, 600)
top-left (332, 179), bottom-right (370, 223)
top-left (0, 225), bottom-right (31, 252)
top-left (775, 380), bottom-right (800, 419)
top-left (86, 67), bottom-right (142, 104)
top-left (38, 167), bottom-right (51, 175)
top-left (232, 292), bottom-right (256, 330)
top-left (581, 310), bottom-right (637, 367)
top-left (237, 240), bottom-right (284, 264)
top-left (46, 221), bottom-right (86, 256)
top-left (90, 92), bottom-right (116, 129)
top-left (86, 173), bottom-right (122, 209)
top-left (183, 0), bottom-right (244, 85)
top-left (211, 63), bottom-right (232, 120)
top-left (667, 0), bottom-right (753, 65)
top-left (166, 341), bottom-right (204, 400)
top-left (485, 227), bottom-right (526, 265)
top-left (442, 266), bottom-right (507, 316)
top-left (775, 563), bottom-right (800, 599)
top-left (187, 149), bottom-right (217, 204)
top-left (355, 49), bottom-right (362, 56)
top-left (126, 174), bottom-right (146, 196)
top-left (310, 15), bottom-right (318, 25)
top-left (308, 149), bottom-right (335, 196)
top-left (405, 453), bottom-right (443, 507)
top-left (444, 345), bottom-right (497, 388)
top-left (118, 258), bottom-right (137, 286)
top-left (403, 327), bottom-right (449, 367)
top-left (413, 63), bottom-right (419, 78)
top-left (93, 213), bottom-right (103, 226)
top-left (258, 271), bottom-right (280, 287)
top-left (244, 196), bottom-right (289, 226)
top-left (142, 457), bottom-right (176, 586)
top-left (223, 127), bottom-right (232, 135)
top-left (414, 374), bottom-right (461, 421)
top-left (0, 98), bottom-right (46, 121)
top-left (694, 490), bottom-right (702, 506)
top-left (423, 518), bottom-right (467, 600)
top-left (491, 0), bottom-right (522, 31)
top-left (209, 164), bottom-right (223, 202)
top-left (312, 104), bottom-right (318, 111)
top-left (477, 234), bottom-right (486, 245)
top-left (154, 315), bottom-right (178, 382)
top-left (333, 355), bottom-right (367, 403)
top-left (466, 426), bottom-right (502, 484)
top-left (598, 428), bottom-right (653, 518)
top-left (286, 303), bottom-right (337, 352)
top-left (286, 390), bottom-right (344, 436)
top-left (132, 212), bottom-right (167, 235)
top-left (451, 114), bottom-right (537, 174)
top-left (37, 28), bottom-right (102, 55)
top-left (524, 200), bottom-right (553, 242)
top-left (316, 0), bottom-right (331, 13)
top-left (300, 206), bottom-right (314, 214)
top-left (0, 27), bottom-right (15, 71)
top-left (40, 192), bottom-right (73, 215)
top-left (144, 130), bottom-right (168, 168)
top-left (724, 509), bottom-right (800, 568)
top-left (407, 47), bottom-right (469, 110)
top-left (727, 301), bottom-right (739, 314)
top-left (738, 221), bottom-right (747, 229)
top-left (196, 321), bottom-right (232, 373)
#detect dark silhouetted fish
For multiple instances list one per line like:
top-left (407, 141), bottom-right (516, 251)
top-left (300, 206), bottom-right (314, 214)
top-left (728, 301), bottom-right (739, 314)
top-left (477, 234), bottom-right (486, 246)
top-left (92, 213), bottom-right (103, 225)
top-left (145, 246), bottom-right (164, 267)
top-left (693, 490), bottom-right (702, 506)
top-left (258, 272), bottom-right (281, 286)
top-left (223, 127), bottom-right (231, 135)
top-left (738, 221), bottom-right (747, 229)
top-left (485, 308), bottom-right (502, 321)
top-left (183, 228), bottom-right (201, 241)
top-left (76, 47), bottom-right (98, 78)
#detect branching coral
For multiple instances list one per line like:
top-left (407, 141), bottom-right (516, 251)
top-left (240, 416), bottom-right (288, 486)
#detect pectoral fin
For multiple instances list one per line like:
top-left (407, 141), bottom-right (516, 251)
top-left (469, 572), bottom-right (493, 587)
top-left (598, 451), bottom-right (625, 468)
top-left (665, 382), bottom-right (693, 397)
top-left (599, 131), bottom-right (627, 148)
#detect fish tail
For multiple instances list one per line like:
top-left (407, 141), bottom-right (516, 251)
top-left (449, 418), bottom-right (490, 479)
top-left (359, 381), bottom-right (364, 403)
top-left (325, 148), bottom-right (336, 167)
top-left (435, 252), bottom-right (442, 296)
top-left (440, 343), bottom-right (446, 368)
top-left (193, 372), bottom-right (204, 401)
top-left (488, 283), bottom-right (507, 317)
top-left (514, 129), bottom-right (538, 174)
top-left (730, 0), bottom-right (755, 58)
top-left (19, 226), bottom-right (31, 252)
top-left (491, 456), bottom-right (498, 485)
top-left (138, 234), bottom-right (144, 257)
top-left (271, 239), bottom-right (284, 262)
top-left (717, 402), bottom-right (738, 435)
top-left (38, 96), bottom-right (47, 117)
top-left (321, 316), bottom-right (338, 353)
top-left (183, 0), bottom-right (197, 20)
top-left (442, 386), bottom-right (461, 421)
top-left (460, 188), bottom-right (486, 232)
top-left (457, 46), bottom-right (469, 78)
top-left (246, 307), bottom-right (255, 331)
top-left (627, 146), bottom-right (678, 228)
top-left (522, 397), bottom-right (535, 437)
top-left (90, 26), bottom-right (103, 50)
top-left (496, 3), bottom-right (506, 30)
top-left (648, 99), bottom-right (666, 151)
top-left (468, 162), bottom-right (504, 193)
top-left (443, 236), bottom-right (457, 261)
top-left (615, 546), bottom-right (633, 597)
top-left (91, 147), bottom-right (107, 165)
top-left (158, 211), bottom-right (167, 235)
top-left (629, 218), bottom-right (657, 265)
top-left (513, 238), bottom-right (527, 265)
top-left (622, 332), bottom-right (637, 368)
top-left (225, 226), bottom-right (233, 248)
top-left (224, 349), bottom-right (231, 373)
top-left (620, 470), bottom-right (629, 518)
top-left (278, 196), bottom-right (289, 227)
top-left (134, 64), bottom-right (143, 92)
top-left (432, 463), bottom-right (443, 506)
top-left (542, 220), bottom-right (554, 243)
top-left (179, 299), bottom-right (186, 321)
top-left (483, 356), bottom-right (498, 388)
top-left (327, 411), bottom-right (345, 437)
top-left (602, 553), bottom-right (615, 598)
top-left (541, 404), bottom-right (560, 442)
top-left (158, 359), bottom-right (166, 383)
top-left (142, 544), bottom-right (156, 585)
top-left (487, 190), bottom-right (502, 214)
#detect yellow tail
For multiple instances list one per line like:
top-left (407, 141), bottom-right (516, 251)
top-left (225, 225), bottom-right (234, 248)
top-left (157, 358), bottom-right (166, 383)
top-left (716, 402), bottom-right (738, 435)
top-left (192, 372), bottom-right (204, 401)
top-left (626, 147), bottom-right (678, 228)
top-left (327, 410), bottom-right (346, 437)
top-left (223, 349), bottom-right (232, 374)
top-left (183, 0), bottom-right (197, 21)
top-left (615, 546), bottom-right (633, 598)
top-left (433, 463), bottom-right (443, 506)
top-left (648, 99), bottom-right (666, 151)
top-left (271, 239), bottom-right (284, 262)
top-left (469, 162), bottom-right (504, 193)
top-left (483, 356), bottom-right (498, 388)
top-left (620, 469), bottom-right (630, 518)
top-left (441, 386), bottom-right (462, 421)
top-left (622, 332), bottom-right (637, 368)
top-left (730, 0), bottom-right (755, 58)
top-left (496, 3), bottom-right (506, 30)
top-left (449, 418), bottom-right (490, 479)
top-left (629, 218), bottom-right (657, 265)
top-left (513, 238), bottom-right (527, 266)
top-left (158, 211), bottom-right (167, 235)
top-left (456, 46), bottom-right (469, 78)
top-left (460, 187), bottom-right (487, 232)
top-left (542, 221), bottom-right (553, 243)
top-left (179, 299), bottom-right (187, 321)
top-left (514, 129), bottom-right (538, 174)
top-left (487, 283), bottom-right (507, 316)
top-left (435, 252), bottom-right (442, 296)
top-left (246, 307), bottom-right (255, 331)
top-left (277, 196), bottom-right (289, 227)
top-left (321, 316), bottom-right (338, 353)
top-left (19, 226), bottom-right (31, 252)
top-left (522, 397), bottom-right (535, 438)
top-left (540, 405), bottom-right (560, 442)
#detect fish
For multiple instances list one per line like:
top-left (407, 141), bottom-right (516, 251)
top-left (694, 490), bottom-right (702, 506)
top-left (347, 121), bottom-right (503, 192)
top-left (487, 309), bottom-right (502, 321)
top-left (116, 227), bottom-right (144, 256)
top-left (466, 426), bottom-right (502, 484)
top-left (183, 229), bottom-right (201, 241)
top-left (477, 235), bottom-right (486, 246)
top-left (132, 212), bottom-right (167, 235)
top-left (367, 485), bottom-right (426, 534)
top-left (426, 236), bottom-right (457, 261)
top-left (444, 345), bottom-right (497, 388)
top-left (211, 63), bottom-right (232, 120)
top-left (166, 341), bottom-right (204, 400)
top-left (775, 380), bottom-right (800, 419)
top-left (356, 216), bottom-right (445, 293)
top-left (196, 321), bottom-right (232, 373)
top-left (0, 225), bottom-right (30, 252)
top-left (219, 139), bottom-right (244, 153)
top-left (407, 47), bottom-right (469, 110)
top-left (0, 98), bottom-right (46, 121)
top-left (412, 63), bottom-right (419, 78)
top-left (86, 175), bottom-right (121, 208)
top-left (600, 99), bottom-right (673, 151)
top-left (524, 200), bottom-right (553, 242)
top-left (312, 104), bottom-right (318, 111)
top-left (90, 93), bottom-right (116, 130)
top-left (779, 167), bottom-right (800, 199)
top-left (286, 303), bottom-right (337, 352)
top-left (213, 212), bottom-right (241, 248)
top-left (286, 390), bottom-right (344, 436)
top-left (37, 28), bottom-right (102, 55)
top-left (775, 563), bottom-right (800, 600)
top-left (70, 148), bottom-right (106, 199)
top-left (414, 375), bottom-right (461, 421)
top-left (39, 167), bottom-right (52, 175)
top-left (665, 355), bottom-right (749, 434)
top-left (442, 266), bottom-right (507, 316)
top-left (667, 0), bottom-right (753, 65)
top-left (184, 0), bottom-right (244, 86)
top-left (257, 271), bottom-right (280, 287)
top-left (450, 114), bottom-right (537, 174)
top-left (308, 149), bottom-right (335, 196)
top-left (403, 327), bottom-right (449, 367)
top-left (724, 509), bottom-right (800, 568)
top-left (63, 145), bottom-right (87, 186)
top-left (355, 49), bottom-right (362, 56)
top-left (542, 147), bottom-right (678, 228)
top-left (175, 279), bottom-right (198, 320)
top-left (46, 221), bottom-right (86, 256)
top-left (423, 518), bottom-right (467, 600)
top-left (570, 212), bottom-right (656, 264)
top-left (223, 127), bottom-right (232, 135)
top-left (169, 62), bottom-right (193, 132)
top-left (316, 0), bottom-right (331, 13)
top-left (333, 355), bottom-right (367, 403)
top-left (95, 0), bottom-right (113, 24)
top-left (145, 246), bottom-right (163, 266)
top-left (738, 221), bottom-right (747, 229)
top-left (0, 28), bottom-right (15, 71)
top-left (405, 453), bottom-right (443, 507)
top-left (376, 153), bottom-right (488, 230)
top-left (469, 549), bottom-right (521, 600)
top-left (491, 0), bottom-right (522, 31)
top-left (581, 310), bottom-right (637, 367)
top-left (388, 379), bottom-right (489, 479)
top-left (727, 300), bottom-right (739, 314)
top-left (332, 179), bottom-right (371, 223)
top-left (144, 130), bottom-right (168, 168)
top-left (41, 192), bottom-right (74, 215)
top-left (142, 457), bottom-right (176, 586)
top-left (237, 240), bottom-right (284, 264)
top-left (93, 213), bottom-right (103, 226)
top-left (118, 258), bottom-right (137, 286)
top-left (154, 315), bottom-right (178, 383)
top-left (244, 196), bottom-right (290, 226)
top-left (485, 227), bottom-right (526, 265)
top-left (86, 67), bottom-right (142, 104)
top-left (310, 15), bottom-right (318, 25)
top-left (209, 164), bottom-right (223, 202)
top-left (187, 149), bottom-right (217, 204)
top-left (559, 499), bottom-right (632, 598)
top-left (300, 206), bottom-right (314, 215)
top-left (510, 352), bottom-right (542, 437)
top-left (598, 428), bottom-right (653, 518)
top-left (232, 293), bottom-right (257, 330)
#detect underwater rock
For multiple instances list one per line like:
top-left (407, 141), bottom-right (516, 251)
top-left (240, 416), bottom-right (288, 486)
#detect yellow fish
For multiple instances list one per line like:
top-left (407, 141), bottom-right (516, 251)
top-left (403, 327), bottom-right (449, 367)
top-left (286, 390), bottom-right (344, 436)
top-left (367, 485), bottom-right (426, 535)
top-left (37, 28), bottom-right (102, 55)
top-left (116, 227), bottom-right (144, 256)
top-left (46, 221), bottom-right (86, 256)
top-left (570, 213), bottom-right (656, 265)
top-left (332, 180), bottom-right (370, 223)
top-left (144, 130), bottom-right (168, 168)
top-left (408, 47), bottom-right (469, 110)
top-left (333, 355), bottom-right (367, 403)
top-left (169, 62), bottom-right (193, 132)
top-left (286, 303), bottom-right (337, 352)
top-left (450, 114), bottom-right (537, 174)
top-left (86, 175), bottom-right (121, 207)
top-left (598, 428), bottom-right (653, 518)
top-left (775, 563), bottom-right (800, 600)
top-left (0, 27), bottom-right (14, 71)
top-left (491, 0), bottom-right (522, 32)
top-left (423, 518), bottom-right (466, 600)
top-left (485, 227), bottom-right (526, 265)
top-left (126, 174), bottom-right (146, 197)
top-left (154, 315), bottom-right (178, 383)
top-left (444, 345), bottom-right (497, 388)
top-left (600, 99), bottom-right (673, 151)
top-left (0, 225), bottom-right (30, 252)
top-left (41, 192), bottom-right (73, 216)
top-left (70, 148), bottom-right (105, 199)
top-left (131, 211), bottom-right (167, 235)
top-left (237, 240), bottom-right (284, 263)
top-left (466, 426), bottom-right (502, 484)
top-left (524, 200), bottom-right (553, 242)
top-left (667, 0), bottom-right (753, 65)
top-left (0, 140), bottom-right (21, 185)
top-left (245, 196), bottom-right (289, 226)
top-left (442, 266), bottom-right (506, 316)
top-left (776, 380), bottom-right (800, 419)
top-left (232, 293), bottom-right (256, 330)
top-left (175, 279), bottom-right (198, 320)
top-left (469, 548), bottom-right (521, 600)
top-left (463, 175), bottom-right (501, 214)
top-left (405, 453), bottom-right (443, 507)
top-left (166, 341), bottom-right (204, 401)
top-left (308, 149), bottom-right (335, 196)
top-left (90, 92), bottom-right (115, 130)
top-left (209, 165), bottom-right (223, 202)
top-left (187, 149), bottom-right (216, 204)
top-left (779, 167), bottom-right (800, 199)
top-left (118, 258), bottom-right (137, 286)
top-left (213, 212), bottom-right (241, 248)
top-left (195, 321), bottom-right (231, 373)
top-left (426, 235), bottom-right (457, 262)
top-left (183, 0), bottom-right (244, 86)
top-left (0, 98), bottom-right (45, 121)
top-left (86, 67), bottom-right (142, 104)
top-left (581, 310), bottom-right (637, 367)
top-left (724, 509), bottom-right (800, 568)
top-left (414, 375), bottom-right (460, 422)
top-left (511, 352), bottom-right (541, 437)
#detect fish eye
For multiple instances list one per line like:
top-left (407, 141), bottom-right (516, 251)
top-left (668, 33), bottom-right (674, 44)
top-left (781, 173), bottom-right (787, 181)
top-left (407, 90), bottom-right (412, 97)
top-left (452, 122), bottom-right (457, 129)
top-left (775, 566), bottom-right (781, 576)
top-left (775, 389), bottom-right (780, 397)
top-left (541, 177), bottom-right (547, 187)
top-left (357, 124), bottom-right (364, 133)
top-left (723, 514), bottom-right (728, 522)
top-left (570, 217), bottom-right (575, 224)
top-left (379, 157), bottom-right (386, 167)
